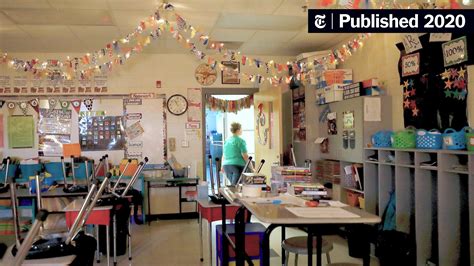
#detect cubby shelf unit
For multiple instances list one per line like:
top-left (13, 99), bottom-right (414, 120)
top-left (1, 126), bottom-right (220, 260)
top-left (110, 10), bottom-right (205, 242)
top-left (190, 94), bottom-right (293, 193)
top-left (364, 147), bottom-right (474, 266)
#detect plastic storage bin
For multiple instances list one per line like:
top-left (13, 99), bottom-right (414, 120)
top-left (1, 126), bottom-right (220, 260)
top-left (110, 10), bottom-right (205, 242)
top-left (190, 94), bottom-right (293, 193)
top-left (416, 129), bottom-right (443, 149)
top-left (372, 131), bottom-right (393, 148)
top-left (443, 127), bottom-right (468, 150)
top-left (392, 127), bottom-right (416, 149)
top-left (19, 164), bottom-right (42, 180)
top-left (0, 164), bottom-right (18, 179)
top-left (44, 162), bottom-right (64, 181)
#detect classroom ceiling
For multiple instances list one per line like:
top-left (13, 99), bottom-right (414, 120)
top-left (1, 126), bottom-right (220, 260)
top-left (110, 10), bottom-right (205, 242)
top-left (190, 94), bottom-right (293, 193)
top-left (0, 0), bottom-right (353, 56)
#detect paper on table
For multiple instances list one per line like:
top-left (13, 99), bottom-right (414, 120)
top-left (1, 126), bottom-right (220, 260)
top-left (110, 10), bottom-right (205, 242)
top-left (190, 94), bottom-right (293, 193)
top-left (364, 97), bottom-right (381, 122)
top-left (319, 200), bottom-right (348, 207)
top-left (286, 207), bottom-right (360, 218)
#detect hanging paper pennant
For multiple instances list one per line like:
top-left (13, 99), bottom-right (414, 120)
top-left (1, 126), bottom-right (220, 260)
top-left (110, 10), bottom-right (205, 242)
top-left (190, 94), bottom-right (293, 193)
top-left (0, 100), bottom-right (5, 108)
top-left (48, 98), bottom-right (57, 109)
top-left (83, 98), bottom-right (94, 111)
top-left (18, 102), bottom-right (29, 116)
top-left (29, 98), bottom-right (39, 114)
top-left (71, 100), bottom-right (81, 113)
top-left (7, 102), bottom-right (15, 115)
top-left (60, 100), bottom-right (70, 111)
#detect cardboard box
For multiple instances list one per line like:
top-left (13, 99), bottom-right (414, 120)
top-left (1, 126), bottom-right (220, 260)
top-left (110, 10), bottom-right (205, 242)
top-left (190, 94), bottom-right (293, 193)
top-left (361, 78), bottom-right (378, 88)
top-left (316, 84), bottom-right (345, 104)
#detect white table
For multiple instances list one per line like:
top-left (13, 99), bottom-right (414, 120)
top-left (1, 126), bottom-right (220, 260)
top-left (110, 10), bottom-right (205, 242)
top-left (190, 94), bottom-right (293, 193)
top-left (219, 187), bottom-right (381, 266)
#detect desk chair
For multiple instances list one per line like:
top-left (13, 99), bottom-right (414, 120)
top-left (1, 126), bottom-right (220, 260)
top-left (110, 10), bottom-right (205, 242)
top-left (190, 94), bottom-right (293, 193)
top-left (282, 236), bottom-right (333, 266)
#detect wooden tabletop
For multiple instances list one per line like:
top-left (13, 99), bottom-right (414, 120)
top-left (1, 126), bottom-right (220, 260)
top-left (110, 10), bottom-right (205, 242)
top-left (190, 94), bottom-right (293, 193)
top-left (220, 187), bottom-right (381, 225)
top-left (196, 198), bottom-right (240, 208)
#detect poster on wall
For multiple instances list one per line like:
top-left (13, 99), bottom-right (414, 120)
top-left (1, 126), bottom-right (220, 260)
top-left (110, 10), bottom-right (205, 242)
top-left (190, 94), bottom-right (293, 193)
top-left (8, 116), bottom-right (34, 148)
top-left (125, 121), bottom-right (145, 140)
top-left (79, 115), bottom-right (125, 151)
top-left (38, 108), bottom-right (72, 156)
top-left (187, 88), bottom-right (202, 122)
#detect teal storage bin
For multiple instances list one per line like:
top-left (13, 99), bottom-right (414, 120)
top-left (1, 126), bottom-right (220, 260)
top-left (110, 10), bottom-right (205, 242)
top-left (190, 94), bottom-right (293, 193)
top-left (19, 164), bottom-right (42, 180)
top-left (0, 164), bottom-right (18, 179)
top-left (73, 162), bottom-right (92, 179)
top-left (44, 162), bottom-right (65, 181)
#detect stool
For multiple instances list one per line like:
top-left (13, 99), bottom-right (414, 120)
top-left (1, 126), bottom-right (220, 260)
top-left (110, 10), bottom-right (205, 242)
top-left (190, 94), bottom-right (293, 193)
top-left (282, 236), bottom-right (333, 266)
top-left (216, 223), bottom-right (266, 266)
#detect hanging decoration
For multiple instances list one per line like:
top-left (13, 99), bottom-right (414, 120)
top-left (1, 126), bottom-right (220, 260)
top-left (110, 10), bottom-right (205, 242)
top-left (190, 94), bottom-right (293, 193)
top-left (60, 100), bottom-right (70, 112)
top-left (7, 102), bottom-right (15, 115)
top-left (0, 100), bottom-right (5, 108)
top-left (48, 99), bottom-right (57, 110)
top-left (205, 95), bottom-right (253, 113)
top-left (18, 102), bottom-right (29, 116)
top-left (83, 98), bottom-right (94, 111)
top-left (71, 100), bottom-right (82, 113)
top-left (29, 98), bottom-right (39, 114)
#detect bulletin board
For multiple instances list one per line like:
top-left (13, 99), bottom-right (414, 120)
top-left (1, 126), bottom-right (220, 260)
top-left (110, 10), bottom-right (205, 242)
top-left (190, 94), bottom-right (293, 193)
top-left (0, 94), bottom-right (166, 165)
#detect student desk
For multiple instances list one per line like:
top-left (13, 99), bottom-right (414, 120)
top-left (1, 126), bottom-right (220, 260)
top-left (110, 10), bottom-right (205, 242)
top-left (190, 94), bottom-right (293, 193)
top-left (197, 198), bottom-right (241, 264)
top-left (219, 188), bottom-right (381, 266)
top-left (64, 199), bottom-right (116, 266)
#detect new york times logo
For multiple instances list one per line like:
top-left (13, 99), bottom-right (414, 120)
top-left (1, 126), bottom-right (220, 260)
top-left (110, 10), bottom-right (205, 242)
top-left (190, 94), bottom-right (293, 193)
top-left (314, 14), bottom-right (326, 29)
top-left (308, 9), bottom-right (474, 33)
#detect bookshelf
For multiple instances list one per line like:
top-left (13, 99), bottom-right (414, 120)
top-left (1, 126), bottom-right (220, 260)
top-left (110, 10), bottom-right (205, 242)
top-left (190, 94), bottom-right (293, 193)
top-left (364, 147), bottom-right (474, 266)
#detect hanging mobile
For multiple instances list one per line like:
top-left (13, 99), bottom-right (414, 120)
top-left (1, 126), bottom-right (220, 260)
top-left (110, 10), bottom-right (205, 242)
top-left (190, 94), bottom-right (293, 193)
top-left (48, 98), bottom-right (57, 109)
top-left (7, 102), bottom-right (15, 109)
top-left (19, 102), bottom-right (29, 115)
top-left (83, 98), bottom-right (93, 111)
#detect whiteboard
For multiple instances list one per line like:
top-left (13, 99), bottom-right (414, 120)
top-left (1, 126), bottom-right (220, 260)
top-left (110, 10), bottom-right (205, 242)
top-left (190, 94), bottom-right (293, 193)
top-left (0, 95), bottom-right (166, 165)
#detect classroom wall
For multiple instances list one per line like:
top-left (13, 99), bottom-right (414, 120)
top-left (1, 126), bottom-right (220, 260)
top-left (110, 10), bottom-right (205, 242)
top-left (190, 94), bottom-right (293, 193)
top-left (0, 53), bottom-right (293, 178)
top-left (334, 33), bottom-right (474, 130)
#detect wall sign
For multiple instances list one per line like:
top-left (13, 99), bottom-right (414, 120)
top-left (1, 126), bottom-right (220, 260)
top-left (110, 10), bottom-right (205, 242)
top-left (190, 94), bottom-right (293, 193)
top-left (185, 122), bottom-right (200, 129)
top-left (130, 93), bottom-right (155, 99)
top-left (125, 113), bottom-right (142, 120)
top-left (401, 53), bottom-right (420, 77)
top-left (402, 34), bottom-right (423, 54)
top-left (429, 33), bottom-right (452, 42)
top-left (123, 98), bottom-right (142, 105)
top-left (442, 36), bottom-right (468, 67)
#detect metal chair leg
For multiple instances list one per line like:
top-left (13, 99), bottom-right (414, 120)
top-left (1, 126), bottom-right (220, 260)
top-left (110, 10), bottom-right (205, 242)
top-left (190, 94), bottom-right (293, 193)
top-left (128, 218), bottom-right (132, 260)
top-left (113, 215), bottom-right (117, 266)
top-left (96, 225), bottom-right (100, 263)
top-left (294, 253), bottom-right (298, 266)
top-left (284, 251), bottom-right (289, 266)
top-left (106, 225), bottom-right (110, 266)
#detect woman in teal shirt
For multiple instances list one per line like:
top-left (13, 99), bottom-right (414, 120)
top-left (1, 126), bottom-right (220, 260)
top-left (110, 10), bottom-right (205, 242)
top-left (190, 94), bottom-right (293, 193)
top-left (221, 122), bottom-right (249, 185)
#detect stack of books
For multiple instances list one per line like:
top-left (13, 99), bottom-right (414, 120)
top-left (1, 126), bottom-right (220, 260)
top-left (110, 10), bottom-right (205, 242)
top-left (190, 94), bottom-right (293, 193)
top-left (271, 166), bottom-right (313, 192)
top-left (287, 183), bottom-right (327, 198)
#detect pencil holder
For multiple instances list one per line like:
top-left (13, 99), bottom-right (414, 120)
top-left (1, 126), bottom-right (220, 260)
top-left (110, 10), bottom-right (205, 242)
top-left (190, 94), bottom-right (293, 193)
top-left (416, 129), bottom-right (442, 150)
top-left (392, 127), bottom-right (416, 149)
top-left (443, 127), bottom-right (468, 150)
top-left (372, 131), bottom-right (393, 148)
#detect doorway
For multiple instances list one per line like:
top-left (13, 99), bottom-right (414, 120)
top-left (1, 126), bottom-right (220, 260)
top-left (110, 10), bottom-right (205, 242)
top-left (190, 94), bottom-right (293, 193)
top-left (202, 88), bottom-right (258, 183)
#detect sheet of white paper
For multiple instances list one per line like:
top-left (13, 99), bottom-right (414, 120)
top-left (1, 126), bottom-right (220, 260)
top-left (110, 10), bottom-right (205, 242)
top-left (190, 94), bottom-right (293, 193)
top-left (402, 34), bottom-right (423, 53)
top-left (247, 194), bottom-right (307, 206)
top-left (314, 137), bottom-right (327, 144)
top-left (320, 200), bottom-right (348, 207)
top-left (286, 207), bottom-right (360, 218)
top-left (364, 97), bottom-right (381, 122)
top-left (344, 165), bottom-right (353, 175)
top-left (327, 112), bottom-right (337, 120)
top-left (429, 33), bottom-right (452, 42)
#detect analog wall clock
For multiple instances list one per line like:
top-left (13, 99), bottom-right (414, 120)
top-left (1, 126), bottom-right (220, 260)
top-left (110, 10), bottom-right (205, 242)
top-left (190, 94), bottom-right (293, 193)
top-left (167, 94), bottom-right (188, 116)
top-left (195, 63), bottom-right (217, 86)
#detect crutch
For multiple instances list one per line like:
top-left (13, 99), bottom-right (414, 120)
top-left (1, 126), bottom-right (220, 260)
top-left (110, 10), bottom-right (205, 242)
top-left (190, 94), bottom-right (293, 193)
top-left (235, 156), bottom-right (253, 186)
top-left (61, 156), bottom-right (69, 190)
top-left (112, 159), bottom-right (131, 191)
top-left (9, 176), bottom-right (21, 249)
top-left (70, 156), bottom-right (76, 185)
top-left (255, 159), bottom-right (265, 173)
top-left (208, 155), bottom-right (215, 195)
top-left (118, 157), bottom-right (148, 198)
top-left (12, 210), bottom-right (49, 266)
top-left (215, 158), bottom-right (221, 193)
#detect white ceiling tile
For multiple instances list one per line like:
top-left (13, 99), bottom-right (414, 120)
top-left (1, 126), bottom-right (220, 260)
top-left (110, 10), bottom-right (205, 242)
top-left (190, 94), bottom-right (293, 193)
top-left (289, 32), bottom-right (354, 50)
top-left (223, 0), bottom-right (285, 15)
top-left (0, 0), bottom-right (51, 9)
top-left (215, 13), bottom-right (305, 31)
top-left (107, 0), bottom-right (156, 10)
top-left (247, 30), bottom-right (298, 43)
top-left (240, 42), bottom-right (295, 56)
top-left (273, 0), bottom-right (308, 16)
top-left (0, 25), bottom-right (30, 38)
top-left (171, 0), bottom-right (224, 13)
top-left (47, 0), bottom-right (109, 10)
top-left (111, 10), bottom-right (151, 26)
top-left (19, 25), bottom-right (76, 39)
top-left (0, 38), bottom-right (46, 52)
top-left (210, 29), bottom-right (255, 42)
top-left (60, 9), bottom-right (114, 26)
top-left (0, 11), bottom-right (14, 25)
top-left (70, 25), bottom-right (120, 39)
top-left (177, 10), bottom-right (219, 30)
top-left (3, 9), bottom-right (63, 24)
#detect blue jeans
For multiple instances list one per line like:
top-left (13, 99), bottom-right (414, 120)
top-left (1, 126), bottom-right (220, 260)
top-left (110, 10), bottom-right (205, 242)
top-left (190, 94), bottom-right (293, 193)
top-left (223, 165), bottom-right (244, 185)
